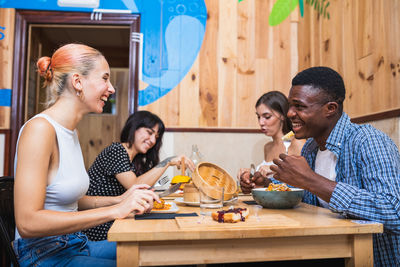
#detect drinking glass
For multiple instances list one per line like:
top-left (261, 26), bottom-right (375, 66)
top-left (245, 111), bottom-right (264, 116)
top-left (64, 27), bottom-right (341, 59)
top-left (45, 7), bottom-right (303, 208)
top-left (251, 205), bottom-right (263, 221)
top-left (283, 140), bottom-right (291, 154)
top-left (199, 185), bottom-right (224, 216)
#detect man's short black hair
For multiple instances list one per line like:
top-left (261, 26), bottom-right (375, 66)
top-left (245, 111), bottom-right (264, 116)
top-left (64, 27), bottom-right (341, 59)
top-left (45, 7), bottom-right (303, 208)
top-left (292, 66), bottom-right (346, 108)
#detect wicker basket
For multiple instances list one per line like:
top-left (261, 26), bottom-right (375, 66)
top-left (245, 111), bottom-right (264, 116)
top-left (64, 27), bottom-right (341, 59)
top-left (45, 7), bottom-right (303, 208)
top-left (192, 162), bottom-right (237, 201)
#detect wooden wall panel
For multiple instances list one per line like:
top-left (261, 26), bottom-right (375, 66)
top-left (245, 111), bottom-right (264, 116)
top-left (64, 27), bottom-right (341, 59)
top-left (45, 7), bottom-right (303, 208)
top-left (341, 0), bottom-right (359, 115)
top-left (199, 0), bottom-right (219, 127)
top-left (0, 8), bottom-right (15, 129)
top-left (237, 0), bottom-right (256, 127)
top-left (218, 0), bottom-right (237, 127)
top-left (299, 0), bottom-right (400, 118)
top-left (179, 56), bottom-right (200, 127)
top-left (142, 0), bottom-right (399, 127)
top-left (142, 0), bottom-right (299, 129)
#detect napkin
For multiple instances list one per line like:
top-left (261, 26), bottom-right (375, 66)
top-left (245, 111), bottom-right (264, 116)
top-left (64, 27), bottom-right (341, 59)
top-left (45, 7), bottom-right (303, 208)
top-left (243, 200), bottom-right (258, 205)
top-left (135, 212), bottom-right (198, 220)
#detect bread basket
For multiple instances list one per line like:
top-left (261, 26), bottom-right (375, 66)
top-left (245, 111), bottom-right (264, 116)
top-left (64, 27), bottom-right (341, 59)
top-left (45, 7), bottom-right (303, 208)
top-left (192, 162), bottom-right (237, 201)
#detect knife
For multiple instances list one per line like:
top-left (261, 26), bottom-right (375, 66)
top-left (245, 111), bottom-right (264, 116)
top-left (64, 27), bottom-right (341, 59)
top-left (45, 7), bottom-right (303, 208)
top-left (157, 182), bottom-right (182, 198)
top-left (250, 164), bottom-right (256, 177)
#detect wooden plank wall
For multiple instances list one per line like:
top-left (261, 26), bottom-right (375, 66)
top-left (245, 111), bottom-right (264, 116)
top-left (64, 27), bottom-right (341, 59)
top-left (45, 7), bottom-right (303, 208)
top-left (298, 0), bottom-right (400, 118)
top-left (142, 0), bottom-right (299, 128)
top-left (0, 8), bottom-right (14, 129)
top-left (142, 0), bottom-right (400, 128)
top-left (0, 1), bottom-right (399, 130)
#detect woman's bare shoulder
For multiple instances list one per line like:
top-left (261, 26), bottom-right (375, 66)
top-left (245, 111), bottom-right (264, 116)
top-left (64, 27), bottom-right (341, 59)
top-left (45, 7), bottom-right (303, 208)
top-left (289, 138), bottom-right (306, 155)
top-left (263, 141), bottom-right (276, 159)
top-left (264, 141), bottom-right (274, 150)
top-left (19, 117), bottom-right (56, 146)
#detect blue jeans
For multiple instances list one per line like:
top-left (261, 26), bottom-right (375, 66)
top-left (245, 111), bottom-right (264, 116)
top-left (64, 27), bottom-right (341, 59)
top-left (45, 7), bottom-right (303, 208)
top-left (13, 232), bottom-right (116, 266)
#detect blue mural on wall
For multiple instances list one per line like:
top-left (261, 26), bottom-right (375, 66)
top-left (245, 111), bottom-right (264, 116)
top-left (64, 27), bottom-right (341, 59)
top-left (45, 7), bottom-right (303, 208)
top-left (0, 0), bottom-right (207, 106)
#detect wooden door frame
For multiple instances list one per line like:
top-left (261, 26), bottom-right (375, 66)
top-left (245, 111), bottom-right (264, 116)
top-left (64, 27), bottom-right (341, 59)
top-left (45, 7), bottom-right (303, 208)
top-left (10, 10), bottom-right (140, 175)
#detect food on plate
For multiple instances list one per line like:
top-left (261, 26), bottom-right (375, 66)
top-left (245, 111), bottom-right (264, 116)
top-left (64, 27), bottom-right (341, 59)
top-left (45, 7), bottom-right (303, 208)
top-left (171, 157), bottom-right (192, 190)
top-left (152, 199), bottom-right (172, 211)
top-left (266, 183), bottom-right (291, 191)
top-left (211, 207), bottom-right (249, 223)
top-left (282, 131), bottom-right (294, 141)
top-left (171, 175), bottom-right (191, 190)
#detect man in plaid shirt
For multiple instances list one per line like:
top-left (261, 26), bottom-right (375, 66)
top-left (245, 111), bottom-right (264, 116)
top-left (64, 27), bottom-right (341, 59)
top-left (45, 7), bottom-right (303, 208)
top-left (271, 66), bottom-right (400, 266)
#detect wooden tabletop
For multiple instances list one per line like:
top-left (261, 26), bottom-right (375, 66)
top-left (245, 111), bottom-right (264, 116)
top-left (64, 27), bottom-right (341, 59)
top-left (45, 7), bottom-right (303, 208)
top-left (108, 196), bottom-right (383, 267)
top-left (108, 195), bottom-right (383, 242)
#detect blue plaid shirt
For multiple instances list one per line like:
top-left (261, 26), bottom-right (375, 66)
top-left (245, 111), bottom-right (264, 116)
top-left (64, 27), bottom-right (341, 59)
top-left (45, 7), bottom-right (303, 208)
top-left (301, 113), bottom-right (400, 267)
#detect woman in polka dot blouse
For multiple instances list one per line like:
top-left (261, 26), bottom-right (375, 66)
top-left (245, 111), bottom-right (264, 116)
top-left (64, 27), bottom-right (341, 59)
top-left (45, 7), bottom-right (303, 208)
top-left (83, 110), bottom-right (195, 240)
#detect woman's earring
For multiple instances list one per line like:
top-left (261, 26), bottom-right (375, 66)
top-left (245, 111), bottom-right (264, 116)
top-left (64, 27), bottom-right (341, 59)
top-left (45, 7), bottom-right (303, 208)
top-left (76, 90), bottom-right (84, 100)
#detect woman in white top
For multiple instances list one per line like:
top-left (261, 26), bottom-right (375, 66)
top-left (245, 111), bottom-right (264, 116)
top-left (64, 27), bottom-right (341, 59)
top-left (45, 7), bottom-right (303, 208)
top-left (238, 91), bottom-right (305, 194)
top-left (13, 43), bottom-right (159, 267)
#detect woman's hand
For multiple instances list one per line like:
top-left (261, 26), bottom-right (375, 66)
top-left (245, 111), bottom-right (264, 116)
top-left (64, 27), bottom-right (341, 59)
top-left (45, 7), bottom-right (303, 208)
top-left (119, 184), bottom-right (151, 202)
top-left (168, 155), bottom-right (195, 172)
top-left (115, 185), bottom-right (160, 218)
top-left (258, 165), bottom-right (274, 179)
top-left (237, 168), bottom-right (250, 180)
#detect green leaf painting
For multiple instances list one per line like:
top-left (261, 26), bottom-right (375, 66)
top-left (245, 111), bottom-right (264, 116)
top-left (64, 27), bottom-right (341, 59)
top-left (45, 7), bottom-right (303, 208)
top-left (269, 0), bottom-right (299, 26)
top-left (306, 0), bottom-right (330, 19)
top-left (240, 0), bottom-right (330, 26)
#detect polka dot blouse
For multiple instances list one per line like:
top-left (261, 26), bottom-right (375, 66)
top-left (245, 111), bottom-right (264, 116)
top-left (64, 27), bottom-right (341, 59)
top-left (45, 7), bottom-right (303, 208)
top-left (83, 142), bottom-right (136, 241)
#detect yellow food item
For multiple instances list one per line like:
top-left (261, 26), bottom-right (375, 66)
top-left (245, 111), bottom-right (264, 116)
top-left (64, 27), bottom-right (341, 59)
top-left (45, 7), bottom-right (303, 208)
top-left (153, 198), bottom-right (165, 209)
top-left (152, 199), bottom-right (172, 211)
top-left (282, 131), bottom-right (294, 141)
top-left (171, 175), bottom-right (191, 184)
top-left (153, 203), bottom-right (171, 211)
top-left (266, 183), bottom-right (291, 191)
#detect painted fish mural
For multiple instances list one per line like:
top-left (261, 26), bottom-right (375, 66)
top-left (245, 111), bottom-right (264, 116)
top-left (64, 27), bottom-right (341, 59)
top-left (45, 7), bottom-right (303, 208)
top-left (0, 0), bottom-right (207, 106)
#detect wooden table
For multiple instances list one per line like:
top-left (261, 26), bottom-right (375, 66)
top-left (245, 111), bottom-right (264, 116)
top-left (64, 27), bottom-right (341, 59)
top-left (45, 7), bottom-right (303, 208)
top-left (108, 196), bottom-right (383, 267)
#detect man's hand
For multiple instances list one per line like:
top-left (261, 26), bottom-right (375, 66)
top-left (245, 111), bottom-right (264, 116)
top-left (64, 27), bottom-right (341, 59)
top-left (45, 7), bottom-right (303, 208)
top-left (270, 154), bottom-right (312, 188)
top-left (239, 170), bottom-right (269, 194)
top-left (239, 171), bottom-right (253, 194)
top-left (270, 154), bottom-right (336, 203)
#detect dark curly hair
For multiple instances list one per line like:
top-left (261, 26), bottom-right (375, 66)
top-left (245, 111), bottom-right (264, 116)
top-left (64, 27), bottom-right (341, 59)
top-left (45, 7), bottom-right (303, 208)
top-left (120, 111), bottom-right (165, 175)
top-left (292, 66), bottom-right (346, 112)
top-left (255, 91), bottom-right (292, 134)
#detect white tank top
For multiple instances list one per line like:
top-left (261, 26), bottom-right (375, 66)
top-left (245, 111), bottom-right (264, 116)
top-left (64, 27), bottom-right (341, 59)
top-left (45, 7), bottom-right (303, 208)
top-left (14, 114), bottom-right (89, 238)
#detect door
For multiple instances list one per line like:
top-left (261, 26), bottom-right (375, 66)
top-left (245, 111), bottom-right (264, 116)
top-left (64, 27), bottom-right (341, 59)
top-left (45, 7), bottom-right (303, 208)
top-left (10, 10), bottom-right (140, 173)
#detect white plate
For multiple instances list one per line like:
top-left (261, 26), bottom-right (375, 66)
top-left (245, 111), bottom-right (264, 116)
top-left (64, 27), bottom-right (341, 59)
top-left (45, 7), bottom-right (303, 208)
top-left (151, 202), bottom-right (179, 213)
top-left (174, 197), bottom-right (238, 207)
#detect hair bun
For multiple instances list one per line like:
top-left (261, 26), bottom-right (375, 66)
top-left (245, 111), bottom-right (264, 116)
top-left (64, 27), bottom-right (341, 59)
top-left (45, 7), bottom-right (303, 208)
top-left (37, 56), bottom-right (53, 81)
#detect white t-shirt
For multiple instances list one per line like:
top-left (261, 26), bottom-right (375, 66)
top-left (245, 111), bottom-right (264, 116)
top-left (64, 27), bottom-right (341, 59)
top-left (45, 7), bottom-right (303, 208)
top-left (314, 148), bottom-right (337, 208)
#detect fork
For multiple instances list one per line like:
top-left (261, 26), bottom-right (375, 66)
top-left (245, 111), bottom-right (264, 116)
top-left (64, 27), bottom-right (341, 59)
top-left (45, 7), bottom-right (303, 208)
top-left (250, 164), bottom-right (256, 177)
top-left (158, 175), bottom-right (169, 186)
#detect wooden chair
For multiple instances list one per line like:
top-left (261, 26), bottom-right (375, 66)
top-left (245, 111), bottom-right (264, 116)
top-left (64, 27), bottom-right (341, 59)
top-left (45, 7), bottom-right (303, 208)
top-left (0, 176), bottom-right (20, 267)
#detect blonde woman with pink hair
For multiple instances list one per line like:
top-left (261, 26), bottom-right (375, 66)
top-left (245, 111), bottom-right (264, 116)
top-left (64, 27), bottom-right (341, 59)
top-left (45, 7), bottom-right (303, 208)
top-left (13, 43), bottom-right (159, 266)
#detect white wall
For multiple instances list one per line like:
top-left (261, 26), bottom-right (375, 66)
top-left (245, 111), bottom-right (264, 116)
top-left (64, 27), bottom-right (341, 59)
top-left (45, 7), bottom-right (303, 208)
top-left (0, 117), bottom-right (398, 180)
top-left (158, 116), bottom-right (400, 184)
top-left (368, 117), bottom-right (400, 149)
top-left (159, 131), bottom-right (269, 181)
